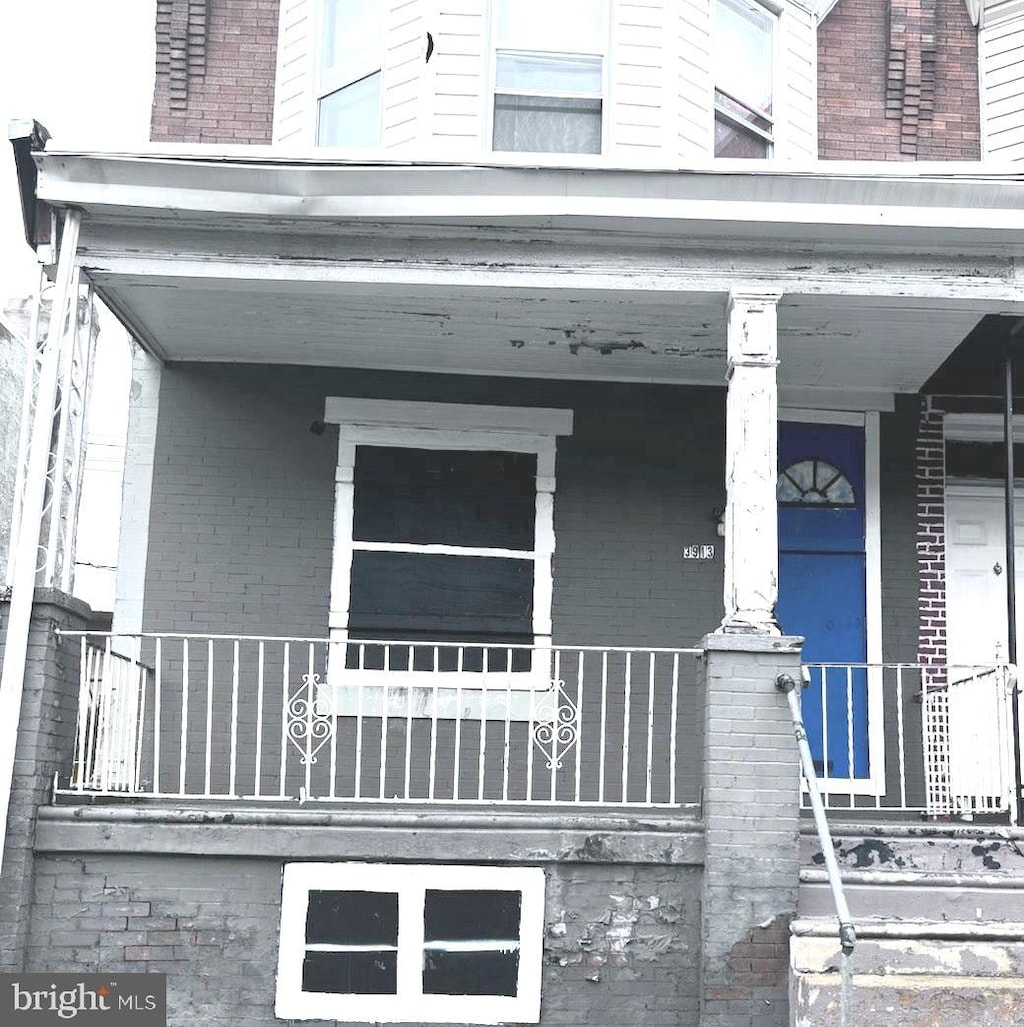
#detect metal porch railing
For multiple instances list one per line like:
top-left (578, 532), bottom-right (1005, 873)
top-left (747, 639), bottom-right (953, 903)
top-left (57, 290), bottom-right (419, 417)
top-left (800, 661), bottom-right (1018, 821)
top-left (57, 633), bottom-right (701, 808)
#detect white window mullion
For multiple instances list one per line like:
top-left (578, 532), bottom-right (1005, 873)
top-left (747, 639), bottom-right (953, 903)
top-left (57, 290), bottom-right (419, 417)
top-left (397, 879), bottom-right (425, 1002)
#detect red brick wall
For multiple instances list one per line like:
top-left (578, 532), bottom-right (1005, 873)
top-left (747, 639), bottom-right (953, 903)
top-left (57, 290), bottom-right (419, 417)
top-left (151, 0), bottom-right (280, 145)
top-left (916, 401), bottom-right (947, 675)
top-left (818, 0), bottom-right (980, 160)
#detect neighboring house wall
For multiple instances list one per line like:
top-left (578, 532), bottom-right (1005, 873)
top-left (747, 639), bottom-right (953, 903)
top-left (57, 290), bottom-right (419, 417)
top-left (980, 1), bottom-right (1024, 159)
top-left (151, 0), bottom-right (280, 144)
top-left (818, 0), bottom-right (981, 160)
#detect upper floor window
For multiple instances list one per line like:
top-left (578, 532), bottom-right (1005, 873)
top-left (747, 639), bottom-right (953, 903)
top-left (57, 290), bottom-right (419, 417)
top-left (492, 0), bottom-right (606, 154)
top-left (317, 0), bottom-right (383, 147)
top-left (714, 0), bottom-right (774, 158)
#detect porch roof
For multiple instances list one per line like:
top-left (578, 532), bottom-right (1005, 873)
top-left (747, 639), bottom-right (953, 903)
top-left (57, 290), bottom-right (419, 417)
top-left (17, 147), bottom-right (1024, 406)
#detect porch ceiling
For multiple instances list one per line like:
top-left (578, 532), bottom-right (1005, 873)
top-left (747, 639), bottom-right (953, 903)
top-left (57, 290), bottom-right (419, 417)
top-left (95, 274), bottom-right (984, 399)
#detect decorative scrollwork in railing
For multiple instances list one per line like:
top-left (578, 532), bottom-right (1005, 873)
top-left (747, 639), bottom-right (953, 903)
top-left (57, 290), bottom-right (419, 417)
top-left (286, 673), bottom-right (334, 765)
top-left (531, 679), bottom-right (579, 770)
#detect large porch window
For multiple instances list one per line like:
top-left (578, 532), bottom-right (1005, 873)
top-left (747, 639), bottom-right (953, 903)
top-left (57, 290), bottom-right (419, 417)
top-left (323, 399), bottom-right (573, 698)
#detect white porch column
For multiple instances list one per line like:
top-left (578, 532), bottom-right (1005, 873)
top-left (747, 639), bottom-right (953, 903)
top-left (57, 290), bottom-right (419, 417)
top-left (720, 288), bottom-right (783, 634)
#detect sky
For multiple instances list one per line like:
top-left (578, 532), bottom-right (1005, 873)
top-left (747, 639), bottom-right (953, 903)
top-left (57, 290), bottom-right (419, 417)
top-left (1, 0), bottom-right (157, 612)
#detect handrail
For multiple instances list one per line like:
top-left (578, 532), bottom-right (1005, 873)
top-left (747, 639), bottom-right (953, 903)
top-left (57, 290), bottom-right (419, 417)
top-left (776, 672), bottom-right (855, 1027)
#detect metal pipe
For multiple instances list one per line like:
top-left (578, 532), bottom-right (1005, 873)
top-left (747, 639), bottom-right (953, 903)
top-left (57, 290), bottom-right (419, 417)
top-left (776, 673), bottom-right (856, 956)
top-left (1004, 345), bottom-right (1024, 824)
top-left (777, 672), bottom-right (855, 1027)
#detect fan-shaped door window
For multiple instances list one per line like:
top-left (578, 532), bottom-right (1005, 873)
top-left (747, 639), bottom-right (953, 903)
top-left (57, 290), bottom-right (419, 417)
top-left (777, 458), bottom-right (855, 506)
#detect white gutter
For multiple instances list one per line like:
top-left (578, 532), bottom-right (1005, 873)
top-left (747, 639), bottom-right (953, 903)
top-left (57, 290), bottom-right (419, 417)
top-left (29, 152), bottom-right (1024, 245)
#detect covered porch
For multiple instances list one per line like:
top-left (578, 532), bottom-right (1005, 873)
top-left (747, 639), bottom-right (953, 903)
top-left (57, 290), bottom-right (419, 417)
top-left (11, 146), bottom-right (1024, 824)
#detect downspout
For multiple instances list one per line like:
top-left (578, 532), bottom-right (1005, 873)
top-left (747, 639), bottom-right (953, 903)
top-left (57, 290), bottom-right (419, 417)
top-left (1003, 337), bottom-right (1024, 824)
top-left (777, 673), bottom-right (855, 1027)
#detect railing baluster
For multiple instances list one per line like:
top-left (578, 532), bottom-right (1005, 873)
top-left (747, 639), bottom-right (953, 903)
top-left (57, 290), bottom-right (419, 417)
top-left (354, 643), bottom-right (365, 800)
top-left (477, 649), bottom-right (489, 802)
top-left (502, 646), bottom-right (512, 803)
top-left (74, 637), bottom-right (89, 791)
top-left (897, 666), bottom-right (907, 810)
top-left (453, 646), bottom-right (464, 801)
top-left (204, 639), bottom-right (215, 797)
top-left (622, 651), bottom-right (632, 804)
top-left (405, 644), bottom-right (414, 801)
top-left (525, 656), bottom-right (537, 803)
top-left (229, 640), bottom-right (239, 797)
top-left (646, 653), bottom-right (656, 806)
top-left (550, 649), bottom-right (561, 801)
top-left (254, 640), bottom-right (265, 798)
top-left (599, 650), bottom-right (608, 805)
top-left (132, 635), bottom-right (146, 793)
top-left (328, 641), bottom-right (338, 800)
top-left (153, 637), bottom-right (162, 796)
top-left (669, 652), bottom-right (680, 807)
top-left (279, 642), bottom-right (290, 798)
top-left (305, 643), bottom-right (316, 799)
top-left (574, 649), bottom-right (584, 804)
top-left (820, 667), bottom-right (831, 806)
top-left (379, 644), bottom-right (390, 800)
top-left (428, 645), bottom-right (439, 802)
top-left (178, 638), bottom-right (189, 796)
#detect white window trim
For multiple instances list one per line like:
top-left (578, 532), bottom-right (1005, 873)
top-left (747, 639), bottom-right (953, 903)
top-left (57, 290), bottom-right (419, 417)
top-left (323, 399), bottom-right (573, 705)
top-left (275, 862), bottom-right (545, 1024)
top-left (713, 0), bottom-right (779, 158)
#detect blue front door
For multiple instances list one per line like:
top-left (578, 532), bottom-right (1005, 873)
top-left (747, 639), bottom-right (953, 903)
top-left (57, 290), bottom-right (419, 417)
top-left (777, 423), bottom-right (869, 779)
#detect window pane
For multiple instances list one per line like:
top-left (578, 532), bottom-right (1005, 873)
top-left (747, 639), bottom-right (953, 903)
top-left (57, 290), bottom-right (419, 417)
top-left (493, 95), bottom-right (602, 153)
top-left (496, 53), bottom-right (602, 94)
top-left (349, 552), bottom-right (534, 637)
top-left (424, 890), bottom-right (522, 942)
top-left (306, 891), bottom-right (398, 946)
top-left (318, 72), bottom-right (381, 147)
top-left (714, 115), bottom-right (769, 158)
top-left (303, 950), bottom-right (396, 995)
top-left (423, 950), bottom-right (520, 997)
top-left (715, 0), bottom-right (772, 115)
top-left (497, 0), bottom-right (606, 55)
top-left (322, 0), bottom-right (383, 77)
top-left (353, 448), bottom-right (536, 549)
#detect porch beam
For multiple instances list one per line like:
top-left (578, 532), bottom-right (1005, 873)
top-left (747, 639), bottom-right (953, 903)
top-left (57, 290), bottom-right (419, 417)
top-left (720, 288), bottom-right (783, 635)
top-left (79, 246), bottom-right (1024, 306)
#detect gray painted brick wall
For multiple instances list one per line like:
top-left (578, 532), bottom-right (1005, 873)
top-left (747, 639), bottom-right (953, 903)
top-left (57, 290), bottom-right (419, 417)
top-left (26, 852), bottom-right (701, 1027)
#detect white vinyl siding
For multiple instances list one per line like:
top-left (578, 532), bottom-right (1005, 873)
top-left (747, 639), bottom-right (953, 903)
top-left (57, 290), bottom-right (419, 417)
top-left (676, 0), bottom-right (714, 158)
top-left (382, 0), bottom-right (429, 147)
top-left (609, 0), bottom-right (667, 155)
top-left (981, 2), bottom-right (1024, 160)
top-left (776, 0), bottom-right (817, 159)
top-left (431, 1), bottom-right (489, 153)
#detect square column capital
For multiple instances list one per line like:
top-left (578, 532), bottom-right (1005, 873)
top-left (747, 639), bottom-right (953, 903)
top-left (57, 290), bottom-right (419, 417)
top-left (726, 289), bottom-right (783, 366)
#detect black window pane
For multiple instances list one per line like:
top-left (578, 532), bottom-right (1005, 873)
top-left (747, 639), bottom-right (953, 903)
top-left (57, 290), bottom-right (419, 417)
top-left (305, 890), bottom-right (398, 945)
top-left (302, 950), bottom-right (396, 995)
top-left (714, 114), bottom-right (769, 158)
top-left (353, 448), bottom-right (536, 549)
top-left (424, 890), bottom-right (522, 942)
top-left (349, 553), bottom-right (533, 637)
top-left (346, 638), bottom-right (534, 673)
top-left (423, 949), bottom-right (520, 997)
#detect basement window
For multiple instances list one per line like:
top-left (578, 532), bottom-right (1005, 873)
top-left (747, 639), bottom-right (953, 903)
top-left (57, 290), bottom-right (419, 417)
top-left (275, 863), bottom-right (545, 1023)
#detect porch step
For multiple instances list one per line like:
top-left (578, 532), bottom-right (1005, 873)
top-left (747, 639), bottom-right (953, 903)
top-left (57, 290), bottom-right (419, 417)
top-left (790, 916), bottom-right (1024, 1027)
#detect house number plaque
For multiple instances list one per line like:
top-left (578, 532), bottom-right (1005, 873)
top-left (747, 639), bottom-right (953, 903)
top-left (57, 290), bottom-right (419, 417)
top-left (683, 544), bottom-right (716, 560)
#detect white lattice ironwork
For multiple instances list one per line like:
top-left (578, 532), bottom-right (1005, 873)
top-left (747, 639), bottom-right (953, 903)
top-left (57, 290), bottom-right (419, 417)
top-left (530, 679), bottom-right (580, 770)
top-left (922, 667), bottom-right (952, 816)
top-left (287, 672), bottom-right (335, 765)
